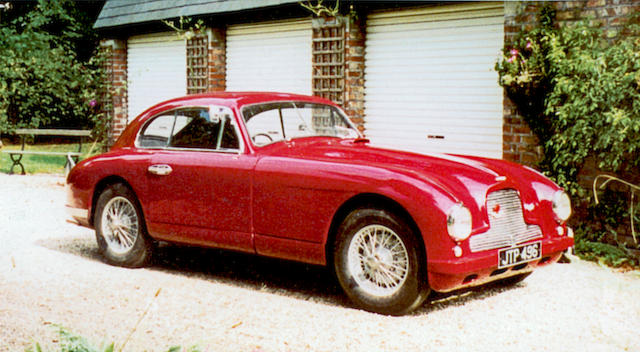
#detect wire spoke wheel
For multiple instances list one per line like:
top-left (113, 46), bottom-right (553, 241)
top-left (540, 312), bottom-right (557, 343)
top-left (334, 208), bottom-right (429, 315)
top-left (347, 224), bottom-right (410, 298)
top-left (100, 196), bottom-right (140, 255)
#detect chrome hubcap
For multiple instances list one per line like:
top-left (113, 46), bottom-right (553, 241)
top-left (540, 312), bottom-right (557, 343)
top-left (101, 196), bottom-right (139, 254)
top-left (348, 224), bottom-right (409, 297)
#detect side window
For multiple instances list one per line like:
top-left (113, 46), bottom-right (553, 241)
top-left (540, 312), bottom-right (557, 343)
top-left (219, 117), bottom-right (240, 150)
top-left (138, 112), bottom-right (174, 148)
top-left (170, 108), bottom-right (219, 149)
top-left (245, 107), bottom-right (284, 145)
top-left (138, 107), bottom-right (241, 151)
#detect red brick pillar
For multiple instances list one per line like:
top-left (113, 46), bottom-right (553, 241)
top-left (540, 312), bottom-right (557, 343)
top-left (208, 28), bottom-right (226, 92)
top-left (502, 2), bottom-right (543, 165)
top-left (99, 39), bottom-right (128, 145)
top-left (344, 16), bottom-right (366, 132)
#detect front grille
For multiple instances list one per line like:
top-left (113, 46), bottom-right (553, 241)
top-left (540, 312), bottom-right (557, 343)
top-left (468, 189), bottom-right (542, 253)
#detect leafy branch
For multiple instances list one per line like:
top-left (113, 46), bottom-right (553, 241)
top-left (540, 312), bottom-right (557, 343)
top-left (162, 16), bottom-right (205, 40)
top-left (300, 0), bottom-right (340, 17)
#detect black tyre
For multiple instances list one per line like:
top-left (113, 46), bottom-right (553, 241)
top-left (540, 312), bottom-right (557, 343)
top-left (94, 183), bottom-right (152, 268)
top-left (333, 208), bottom-right (430, 315)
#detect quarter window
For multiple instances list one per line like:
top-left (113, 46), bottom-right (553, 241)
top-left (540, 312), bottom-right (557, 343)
top-left (138, 112), bottom-right (174, 148)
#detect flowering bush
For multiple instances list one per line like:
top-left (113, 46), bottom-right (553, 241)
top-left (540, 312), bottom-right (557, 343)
top-left (495, 5), bottom-right (556, 143)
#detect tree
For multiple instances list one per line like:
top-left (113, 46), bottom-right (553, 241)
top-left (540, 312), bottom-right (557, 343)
top-left (0, 0), bottom-right (104, 134)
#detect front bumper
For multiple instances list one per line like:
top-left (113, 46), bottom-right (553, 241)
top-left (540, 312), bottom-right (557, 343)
top-left (427, 235), bottom-right (574, 292)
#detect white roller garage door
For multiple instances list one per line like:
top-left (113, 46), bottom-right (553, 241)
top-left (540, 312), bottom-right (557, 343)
top-left (364, 3), bottom-right (504, 158)
top-left (127, 32), bottom-right (186, 121)
top-left (226, 19), bottom-right (312, 95)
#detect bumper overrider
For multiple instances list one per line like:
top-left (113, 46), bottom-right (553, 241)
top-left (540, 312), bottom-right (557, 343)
top-left (66, 205), bottom-right (90, 227)
top-left (65, 181), bottom-right (91, 227)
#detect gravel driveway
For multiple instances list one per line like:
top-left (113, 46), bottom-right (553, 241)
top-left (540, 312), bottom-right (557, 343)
top-left (1, 174), bottom-right (639, 352)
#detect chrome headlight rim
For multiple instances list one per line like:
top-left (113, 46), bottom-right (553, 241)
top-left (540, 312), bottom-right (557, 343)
top-left (552, 190), bottom-right (572, 223)
top-left (447, 203), bottom-right (472, 242)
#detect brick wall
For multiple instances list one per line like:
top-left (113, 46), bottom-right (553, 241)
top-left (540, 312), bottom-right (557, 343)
top-left (207, 27), bottom-right (226, 92)
top-left (99, 39), bottom-right (127, 146)
top-left (502, 0), bottom-right (640, 166)
top-left (343, 16), bottom-right (366, 132)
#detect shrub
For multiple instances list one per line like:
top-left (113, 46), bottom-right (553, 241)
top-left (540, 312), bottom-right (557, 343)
top-left (496, 5), bottom-right (640, 266)
top-left (0, 0), bottom-right (107, 142)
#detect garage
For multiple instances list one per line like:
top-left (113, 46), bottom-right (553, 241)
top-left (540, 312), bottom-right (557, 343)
top-left (127, 32), bottom-right (187, 121)
top-left (364, 2), bottom-right (504, 158)
top-left (226, 19), bottom-right (312, 95)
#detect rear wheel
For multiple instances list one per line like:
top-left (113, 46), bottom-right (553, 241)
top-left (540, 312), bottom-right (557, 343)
top-left (333, 208), bottom-right (430, 315)
top-left (94, 183), bottom-right (152, 268)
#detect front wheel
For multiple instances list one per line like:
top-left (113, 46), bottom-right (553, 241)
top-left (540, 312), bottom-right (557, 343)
top-left (94, 183), bottom-right (152, 268)
top-left (333, 208), bottom-right (430, 315)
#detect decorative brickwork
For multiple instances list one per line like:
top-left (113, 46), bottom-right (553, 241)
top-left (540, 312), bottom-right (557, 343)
top-left (207, 28), bottom-right (226, 92)
top-left (187, 33), bottom-right (209, 94)
top-left (99, 39), bottom-right (128, 146)
top-left (502, 0), bottom-right (640, 166)
top-left (312, 17), bottom-right (346, 106)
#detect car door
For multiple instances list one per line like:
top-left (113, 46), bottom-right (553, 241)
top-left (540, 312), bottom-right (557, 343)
top-left (140, 106), bottom-right (256, 252)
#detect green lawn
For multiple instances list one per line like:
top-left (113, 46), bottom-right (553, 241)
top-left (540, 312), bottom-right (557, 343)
top-left (1, 142), bottom-right (100, 175)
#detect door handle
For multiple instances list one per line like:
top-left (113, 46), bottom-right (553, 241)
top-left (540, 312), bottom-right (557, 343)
top-left (148, 164), bottom-right (172, 176)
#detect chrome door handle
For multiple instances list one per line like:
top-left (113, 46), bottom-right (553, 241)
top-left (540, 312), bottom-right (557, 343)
top-left (148, 164), bottom-right (172, 176)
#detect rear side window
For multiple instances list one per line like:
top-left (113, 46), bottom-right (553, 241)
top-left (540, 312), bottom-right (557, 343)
top-left (170, 109), bottom-right (217, 149)
top-left (138, 112), bottom-right (174, 148)
top-left (138, 107), bottom-right (240, 151)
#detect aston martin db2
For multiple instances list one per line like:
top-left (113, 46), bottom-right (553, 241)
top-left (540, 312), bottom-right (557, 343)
top-left (66, 92), bottom-right (574, 315)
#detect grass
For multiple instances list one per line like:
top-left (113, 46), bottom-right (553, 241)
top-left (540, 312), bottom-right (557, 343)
top-left (26, 325), bottom-right (203, 352)
top-left (1, 142), bottom-right (100, 175)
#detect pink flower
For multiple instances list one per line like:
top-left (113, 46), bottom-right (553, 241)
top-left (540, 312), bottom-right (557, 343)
top-left (89, 99), bottom-right (97, 107)
top-left (526, 41), bottom-right (533, 49)
top-left (507, 56), bottom-right (516, 63)
top-left (510, 49), bottom-right (519, 56)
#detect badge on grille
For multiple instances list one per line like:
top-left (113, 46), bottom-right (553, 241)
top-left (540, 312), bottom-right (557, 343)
top-left (490, 204), bottom-right (502, 219)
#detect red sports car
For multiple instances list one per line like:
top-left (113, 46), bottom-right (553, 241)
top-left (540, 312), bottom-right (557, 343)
top-left (66, 92), bottom-right (574, 315)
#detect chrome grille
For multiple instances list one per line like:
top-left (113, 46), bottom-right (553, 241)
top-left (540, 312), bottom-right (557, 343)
top-left (469, 189), bottom-right (542, 253)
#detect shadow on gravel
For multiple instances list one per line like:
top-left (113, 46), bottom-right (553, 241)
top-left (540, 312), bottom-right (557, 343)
top-left (36, 234), bottom-right (102, 262)
top-left (414, 281), bottom-right (526, 316)
top-left (38, 235), bottom-right (523, 315)
top-left (151, 244), bottom-right (347, 308)
top-left (37, 235), bottom-right (348, 308)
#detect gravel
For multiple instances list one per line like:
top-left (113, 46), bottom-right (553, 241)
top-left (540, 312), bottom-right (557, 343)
top-left (1, 174), bottom-right (640, 352)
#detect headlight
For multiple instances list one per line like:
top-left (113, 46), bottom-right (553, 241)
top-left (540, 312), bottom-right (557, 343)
top-left (447, 204), bottom-right (472, 242)
top-left (552, 190), bottom-right (572, 223)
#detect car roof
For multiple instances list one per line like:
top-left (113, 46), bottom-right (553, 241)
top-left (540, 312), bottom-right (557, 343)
top-left (152, 92), bottom-right (337, 111)
top-left (113, 92), bottom-right (342, 150)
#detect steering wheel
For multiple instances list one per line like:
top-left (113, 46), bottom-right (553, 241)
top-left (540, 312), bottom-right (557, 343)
top-left (252, 133), bottom-right (273, 145)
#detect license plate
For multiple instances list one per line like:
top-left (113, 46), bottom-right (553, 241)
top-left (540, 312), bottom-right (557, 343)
top-left (498, 241), bottom-right (541, 269)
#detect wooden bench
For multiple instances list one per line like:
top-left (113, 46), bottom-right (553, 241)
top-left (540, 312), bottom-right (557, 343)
top-left (1, 129), bottom-right (92, 175)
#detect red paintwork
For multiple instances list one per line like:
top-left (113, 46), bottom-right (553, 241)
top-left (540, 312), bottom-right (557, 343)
top-left (66, 92), bottom-right (573, 293)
